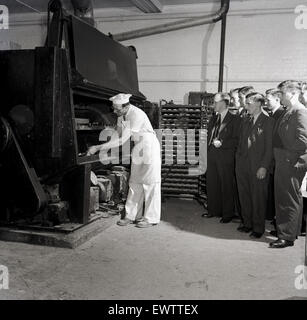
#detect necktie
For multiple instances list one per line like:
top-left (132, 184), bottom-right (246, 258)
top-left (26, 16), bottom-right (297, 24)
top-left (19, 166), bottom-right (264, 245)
top-left (209, 114), bottom-right (221, 145)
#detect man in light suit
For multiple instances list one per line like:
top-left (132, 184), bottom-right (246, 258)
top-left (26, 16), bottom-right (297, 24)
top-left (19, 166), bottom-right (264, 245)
top-left (270, 80), bottom-right (307, 248)
top-left (236, 93), bottom-right (274, 238)
top-left (203, 92), bottom-right (240, 223)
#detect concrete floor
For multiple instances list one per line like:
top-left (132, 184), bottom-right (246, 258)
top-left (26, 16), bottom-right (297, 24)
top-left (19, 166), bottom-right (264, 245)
top-left (0, 198), bottom-right (306, 300)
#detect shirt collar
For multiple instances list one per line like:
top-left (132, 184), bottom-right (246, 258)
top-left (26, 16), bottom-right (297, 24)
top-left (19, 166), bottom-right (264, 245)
top-left (271, 106), bottom-right (281, 115)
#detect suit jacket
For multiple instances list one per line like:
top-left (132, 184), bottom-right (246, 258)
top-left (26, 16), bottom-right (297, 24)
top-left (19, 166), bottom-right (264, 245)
top-left (276, 105), bottom-right (307, 170)
top-left (271, 107), bottom-right (287, 150)
top-left (271, 107), bottom-right (286, 122)
top-left (237, 112), bottom-right (274, 172)
top-left (207, 111), bottom-right (240, 151)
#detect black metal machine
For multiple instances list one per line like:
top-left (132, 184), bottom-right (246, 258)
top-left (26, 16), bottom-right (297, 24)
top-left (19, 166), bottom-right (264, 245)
top-left (0, 0), bottom-right (148, 227)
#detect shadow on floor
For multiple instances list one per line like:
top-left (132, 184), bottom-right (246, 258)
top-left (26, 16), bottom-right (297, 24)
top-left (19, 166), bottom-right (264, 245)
top-left (161, 198), bottom-right (275, 244)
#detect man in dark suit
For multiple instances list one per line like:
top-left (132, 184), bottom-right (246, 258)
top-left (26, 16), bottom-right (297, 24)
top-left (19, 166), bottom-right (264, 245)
top-left (229, 87), bottom-right (245, 221)
top-left (265, 88), bottom-right (286, 120)
top-left (203, 92), bottom-right (240, 223)
top-left (236, 92), bottom-right (274, 238)
top-left (238, 86), bottom-right (255, 118)
top-left (299, 81), bottom-right (307, 237)
top-left (229, 88), bottom-right (241, 115)
top-left (264, 89), bottom-right (286, 225)
top-left (270, 80), bottom-right (307, 248)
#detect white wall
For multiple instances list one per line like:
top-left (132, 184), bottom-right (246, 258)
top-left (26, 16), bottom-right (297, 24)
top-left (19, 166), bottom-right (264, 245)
top-left (0, 13), bottom-right (46, 49)
top-left (2, 0), bottom-right (307, 104)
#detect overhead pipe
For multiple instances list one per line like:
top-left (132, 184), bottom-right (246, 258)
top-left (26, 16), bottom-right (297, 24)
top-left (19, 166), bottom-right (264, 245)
top-left (218, 13), bottom-right (227, 92)
top-left (113, 0), bottom-right (229, 92)
top-left (71, 0), bottom-right (95, 26)
top-left (113, 0), bottom-right (229, 42)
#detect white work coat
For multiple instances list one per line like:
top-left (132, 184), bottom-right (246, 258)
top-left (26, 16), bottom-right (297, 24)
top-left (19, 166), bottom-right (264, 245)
top-left (117, 105), bottom-right (161, 185)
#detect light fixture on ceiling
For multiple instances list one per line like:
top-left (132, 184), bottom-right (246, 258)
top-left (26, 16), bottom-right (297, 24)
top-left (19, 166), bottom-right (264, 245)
top-left (130, 0), bottom-right (163, 13)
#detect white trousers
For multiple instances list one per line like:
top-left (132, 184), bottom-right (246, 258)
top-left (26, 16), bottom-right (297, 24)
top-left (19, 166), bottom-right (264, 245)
top-left (301, 172), bottom-right (307, 198)
top-left (125, 182), bottom-right (161, 224)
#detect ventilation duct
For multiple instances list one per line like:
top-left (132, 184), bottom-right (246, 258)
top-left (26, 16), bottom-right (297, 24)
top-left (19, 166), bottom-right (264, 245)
top-left (130, 0), bottom-right (163, 13)
top-left (113, 0), bottom-right (229, 41)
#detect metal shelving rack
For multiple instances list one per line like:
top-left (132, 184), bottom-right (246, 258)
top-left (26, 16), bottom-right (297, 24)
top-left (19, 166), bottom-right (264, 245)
top-left (160, 93), bottom-right (214, 203)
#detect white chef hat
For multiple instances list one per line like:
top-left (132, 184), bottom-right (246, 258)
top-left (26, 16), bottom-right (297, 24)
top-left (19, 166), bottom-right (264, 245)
top-left (109, 93), bottom-right (132, 105)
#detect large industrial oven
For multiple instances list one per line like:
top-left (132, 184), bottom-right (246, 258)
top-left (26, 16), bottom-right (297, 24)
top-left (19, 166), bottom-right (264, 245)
top-left (0, 2), bottom-right (153, 231)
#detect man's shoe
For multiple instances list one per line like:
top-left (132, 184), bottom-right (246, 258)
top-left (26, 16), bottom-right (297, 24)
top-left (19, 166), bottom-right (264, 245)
top-left (232, 217), bottom-right (242, 223)
top-left (117, 218), bottom-right (133, 226)
top-left (249, 232), bottom-right (263, 239)
top-left (101, 211), bottom-right (110, 218)
top-left (269, 230), bottom-right (277, 237)
top-left (135, 220), bottom-right (157, 228)
top-left (237, 226), bottom-right (252, 233)
top-left (269, 239), bottom-right (294, 248)
top-left (202, 213), bottom-right (214, 218)
top-left (220, 217), bottom-right (233, 223)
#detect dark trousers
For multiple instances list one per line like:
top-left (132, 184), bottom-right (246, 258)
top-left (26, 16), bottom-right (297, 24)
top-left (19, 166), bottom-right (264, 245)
top-left (236, 156), bottom-right (268, 234)
top-left (303, 198), bottom-right (307, 233)
top-left (266, 172), bottom-right (276, 221)
top-left (206, 147), bottom-right (235, 218)
top-left (274, 150), bottom-right (305, 242)
top-left (233, 174), bottom-right (242, 219)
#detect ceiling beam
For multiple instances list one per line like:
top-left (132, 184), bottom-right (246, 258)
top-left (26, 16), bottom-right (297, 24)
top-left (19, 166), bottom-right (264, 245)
top-left (130, 0), bottom-right (163, 13)
top-left (15, 0), bottom-right (42, 13)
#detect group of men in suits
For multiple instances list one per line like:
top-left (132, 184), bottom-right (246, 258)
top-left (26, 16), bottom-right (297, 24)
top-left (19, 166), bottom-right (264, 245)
top-left (203, 80), bottom-right (307, 248)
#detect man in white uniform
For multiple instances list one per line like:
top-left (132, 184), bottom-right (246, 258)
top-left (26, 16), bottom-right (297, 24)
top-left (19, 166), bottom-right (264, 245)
top-left (87, 93), bottom-right (161, 228)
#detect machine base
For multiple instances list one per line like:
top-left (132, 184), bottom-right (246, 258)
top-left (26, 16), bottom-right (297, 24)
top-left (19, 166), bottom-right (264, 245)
top-left (0, 211), bottom-right (119, 249)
